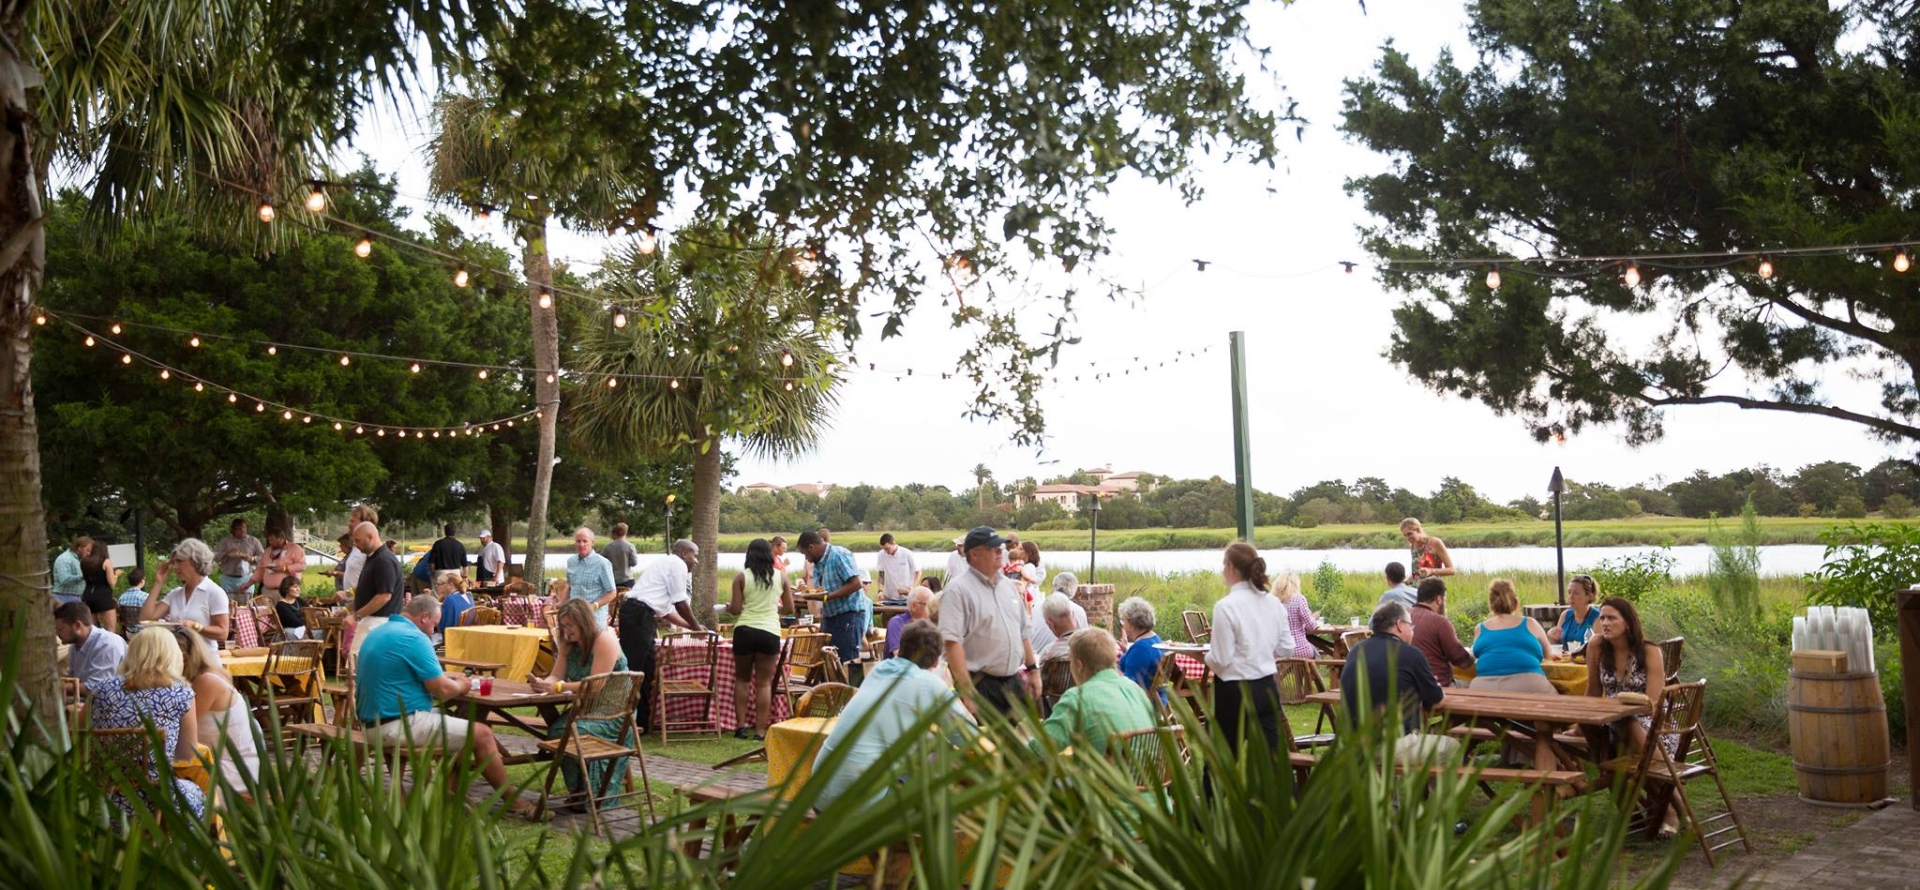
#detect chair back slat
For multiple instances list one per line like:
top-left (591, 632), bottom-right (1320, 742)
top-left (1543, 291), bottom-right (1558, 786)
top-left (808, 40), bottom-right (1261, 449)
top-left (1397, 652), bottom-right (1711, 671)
top-left (1039, 658), bottom-right (1075, 712)
top-left (1181, 610), bottom-right (1210, 644)
top-left (1107, 725), bottom-right (1186, 792)
top-left (1657, 637), bottom-right (1685, 684)
top-left (573, 670), bottom-right (647, 723)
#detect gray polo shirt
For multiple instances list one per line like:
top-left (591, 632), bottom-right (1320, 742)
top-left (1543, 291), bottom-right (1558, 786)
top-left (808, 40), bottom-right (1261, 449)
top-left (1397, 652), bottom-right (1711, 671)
top-left (937, 565), bottom-right (1028, 678)
top-left (68, 628), bottom-right (128, 687)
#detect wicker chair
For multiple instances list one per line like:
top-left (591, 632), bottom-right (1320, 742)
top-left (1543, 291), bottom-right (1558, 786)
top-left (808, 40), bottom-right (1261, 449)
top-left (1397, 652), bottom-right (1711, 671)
top-left (535, 670), bottom-right (655, 834)
top-left (1107, 725), bottom-right (1188, 795)
top-left (1039, 658), bottom-right (1076, 716)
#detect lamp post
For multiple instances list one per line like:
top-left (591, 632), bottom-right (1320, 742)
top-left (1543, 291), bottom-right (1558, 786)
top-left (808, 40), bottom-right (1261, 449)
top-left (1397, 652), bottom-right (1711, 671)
top-left (664, 493), bottom-right (676, 553)
top-left (1087, 493), bottom-right (1102, 585)
top-left (1548, 467), bottom-right (1567, 605)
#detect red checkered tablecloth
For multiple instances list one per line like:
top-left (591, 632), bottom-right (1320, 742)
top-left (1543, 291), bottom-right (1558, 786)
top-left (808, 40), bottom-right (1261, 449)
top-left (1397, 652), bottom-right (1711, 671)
top-left (1172, 652), bottom-right (1209, 680)
top-left (658, 637), bottom-right (794, 732)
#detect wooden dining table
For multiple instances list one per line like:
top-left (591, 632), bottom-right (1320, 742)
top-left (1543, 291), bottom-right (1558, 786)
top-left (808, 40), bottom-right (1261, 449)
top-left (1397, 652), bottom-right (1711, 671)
top-left (1306, 687), bottom-right (1647, 771)
top-left (441, 679), bottom-right (575, 764)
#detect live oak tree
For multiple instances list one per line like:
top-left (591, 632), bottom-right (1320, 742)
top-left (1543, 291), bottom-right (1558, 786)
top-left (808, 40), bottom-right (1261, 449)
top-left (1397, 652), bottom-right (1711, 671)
top-left (1342, 0), bottom-right (1920, 451)
top-left (35, 182), bottom-right (528, 540)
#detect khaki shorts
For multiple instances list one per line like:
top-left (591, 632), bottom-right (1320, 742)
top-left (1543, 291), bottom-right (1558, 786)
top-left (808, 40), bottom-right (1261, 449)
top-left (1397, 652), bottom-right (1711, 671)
top-left (348, 615), bottom-right (389, 659)
top-left (371, 711), bottom-right (475, 751)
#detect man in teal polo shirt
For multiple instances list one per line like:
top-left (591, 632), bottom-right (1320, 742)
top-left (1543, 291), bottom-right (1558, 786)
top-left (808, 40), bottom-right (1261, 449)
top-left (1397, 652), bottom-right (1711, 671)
top-left (356, 594), bottom-right (536, 817)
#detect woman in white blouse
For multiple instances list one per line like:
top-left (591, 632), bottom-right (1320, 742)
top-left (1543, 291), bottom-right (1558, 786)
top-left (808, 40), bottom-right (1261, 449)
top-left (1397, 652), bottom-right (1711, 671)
top-left (1204, 541), bottom-right (1294, 757)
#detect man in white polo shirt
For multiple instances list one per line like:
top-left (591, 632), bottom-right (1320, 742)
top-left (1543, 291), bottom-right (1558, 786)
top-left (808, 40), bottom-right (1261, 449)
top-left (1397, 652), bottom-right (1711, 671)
top-left (874, 533), bottom-right (919, 601)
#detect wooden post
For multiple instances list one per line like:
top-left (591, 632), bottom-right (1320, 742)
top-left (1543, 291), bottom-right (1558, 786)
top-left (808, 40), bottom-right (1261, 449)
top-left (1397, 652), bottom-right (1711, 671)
top-left (1897, 589), bottom-right (1920, 810)
top-left (1228, 331), bottom-right (1254, 542)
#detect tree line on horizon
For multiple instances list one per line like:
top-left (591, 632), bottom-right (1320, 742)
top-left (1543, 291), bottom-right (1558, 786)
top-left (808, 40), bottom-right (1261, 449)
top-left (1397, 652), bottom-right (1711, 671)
top-left (718, 459), bottom-right (1920, 533)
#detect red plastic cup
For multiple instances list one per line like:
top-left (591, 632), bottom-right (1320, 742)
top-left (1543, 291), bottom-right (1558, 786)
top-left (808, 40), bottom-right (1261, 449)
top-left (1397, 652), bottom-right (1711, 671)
top-left (478, 677), bottom-right (493, 696)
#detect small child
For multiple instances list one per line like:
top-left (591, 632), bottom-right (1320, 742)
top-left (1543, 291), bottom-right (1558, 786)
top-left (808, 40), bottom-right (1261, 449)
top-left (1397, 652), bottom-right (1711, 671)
top-left (275, 575), bottom-right (309, 640)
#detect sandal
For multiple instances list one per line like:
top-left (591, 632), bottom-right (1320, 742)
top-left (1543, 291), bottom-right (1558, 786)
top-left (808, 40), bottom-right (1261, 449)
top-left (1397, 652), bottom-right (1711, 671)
top-left (733, 727), bottom-right (754, 741)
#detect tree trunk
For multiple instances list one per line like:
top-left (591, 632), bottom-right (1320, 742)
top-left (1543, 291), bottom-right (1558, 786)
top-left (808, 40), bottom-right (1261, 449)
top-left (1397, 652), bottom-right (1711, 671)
top-left (690, 434), bottom-right (723, 621)
top-left (0, 15), bottom-right (59, 745)
top-left (522, 227), bottom-right (557, 585)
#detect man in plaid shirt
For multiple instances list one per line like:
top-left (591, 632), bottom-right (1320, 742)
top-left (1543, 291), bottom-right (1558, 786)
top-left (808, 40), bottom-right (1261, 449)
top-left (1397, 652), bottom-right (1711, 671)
top-left (799, 529), bottom-right (872, 684)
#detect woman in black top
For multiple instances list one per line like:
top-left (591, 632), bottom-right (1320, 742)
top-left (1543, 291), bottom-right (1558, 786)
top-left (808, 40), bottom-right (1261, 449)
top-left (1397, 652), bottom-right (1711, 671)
top-left (274, 576), bottom-right (309, 640)
top-left (80, 543), bottom-right (120, 631)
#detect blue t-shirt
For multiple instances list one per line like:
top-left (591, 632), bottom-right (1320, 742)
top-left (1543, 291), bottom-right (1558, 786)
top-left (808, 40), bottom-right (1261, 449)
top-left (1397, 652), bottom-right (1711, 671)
top-left (439, 591), bottom-right (474, 635)
top-left (1118, 632), bottom-right (1165, 691)
top-left (1471, 622), bottom-right (1545, 677)
top-left (356, 618), bottom-right (443, 724)
top-left (1559, 608), bottom-right (1597, 646)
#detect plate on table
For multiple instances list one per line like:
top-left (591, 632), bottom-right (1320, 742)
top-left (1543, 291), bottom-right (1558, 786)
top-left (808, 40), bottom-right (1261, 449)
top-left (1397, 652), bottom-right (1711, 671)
top-left (1152, 641), bottom-right (1210, 654)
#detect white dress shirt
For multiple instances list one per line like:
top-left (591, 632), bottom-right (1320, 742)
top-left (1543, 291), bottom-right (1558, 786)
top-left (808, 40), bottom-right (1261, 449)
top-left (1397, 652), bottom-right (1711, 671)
top-left (1206, 581), bottom-right (1294, 681)
top-left (162, 577), bottom-right (231, 628)
top-left (875, 546), bottom-right (919, 598)
top-left (341, 547), bottom-right (367, 592)
top-left (630, 556), bottom-right (690, 617)
top-left (945, 550), bottom-right (968, 585)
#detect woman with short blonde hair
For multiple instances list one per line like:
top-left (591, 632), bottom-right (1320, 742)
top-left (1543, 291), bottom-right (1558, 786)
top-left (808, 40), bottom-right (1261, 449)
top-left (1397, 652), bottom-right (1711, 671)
top-left (89, 627), bottom-right (205, 818)
top-left (1467, 579), bottom-right (1554, 693)
top-left (175, 627), bottom-right (261, 795)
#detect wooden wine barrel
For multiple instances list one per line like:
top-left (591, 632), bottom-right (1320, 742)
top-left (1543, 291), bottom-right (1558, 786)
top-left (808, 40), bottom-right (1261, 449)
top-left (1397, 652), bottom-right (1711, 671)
top-left (1787, 670), bottom-right (1890, 806)
top-left (1073, 584), bottom-right (1115, 632)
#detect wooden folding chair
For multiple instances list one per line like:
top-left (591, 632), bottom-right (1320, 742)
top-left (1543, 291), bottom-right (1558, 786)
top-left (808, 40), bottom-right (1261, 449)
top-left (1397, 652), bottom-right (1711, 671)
top-left (794, 682), bottom-right (857, 718)
top-left (1039, 658), bottom-right (1076, 716)
top-left (254, 639), bottom-right (327, 733)
top-left (248, 596), bottom-right (284, 646)
top-left (1275, 656), bottom-right (1316, 705)
top-left (535, 670), bottom-right (655, 835)
top-left (80, 725), bottom-right (163, 805)
top-left (460, 606), bottom-right (503, 627)
top-left (781, 631), bottom-right (830, 710)
top-left (657, 631), bottom-right (722, 742)
top-left (1150, 650), bottom-right (1208, 723)
top-left (230, 605), bottom-right (263, 649)
top-left (1277, 658), bottom-right (1337, 749)
top-left (1336, 631), bottom-right (1370, 659)
top-left (116, 605), bottom-right (142, 636)
top-left (1656, 637), bottom-right (1685, 685)
top-left (1601, 680), bottom-right (1751, 867)
top-left (1107, 724), bottom-right (1188, 795)
top-left (1181, 610), bottom-right (1211, 645)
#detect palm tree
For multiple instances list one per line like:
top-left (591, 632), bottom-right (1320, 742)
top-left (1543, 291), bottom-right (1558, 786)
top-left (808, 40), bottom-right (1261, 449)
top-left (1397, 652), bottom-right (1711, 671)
top-left (973, 463), bottom-right (994, 511)
top-left (426, 81), bottom-right (648, 583)
top-left (569, 230), bottom-right (841, 617)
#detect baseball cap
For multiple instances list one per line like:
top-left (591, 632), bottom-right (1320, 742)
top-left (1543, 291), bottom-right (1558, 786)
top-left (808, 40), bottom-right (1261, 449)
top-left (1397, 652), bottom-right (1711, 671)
top-left (478, 530), bottom-right (492, 539)
top-left (962, 526), bottom-right (1007, 551)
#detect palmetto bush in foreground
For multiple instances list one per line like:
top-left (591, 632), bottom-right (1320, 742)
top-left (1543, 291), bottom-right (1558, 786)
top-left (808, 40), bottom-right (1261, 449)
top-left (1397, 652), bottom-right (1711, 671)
top-left (3, 634), bottom-right (1679, 889)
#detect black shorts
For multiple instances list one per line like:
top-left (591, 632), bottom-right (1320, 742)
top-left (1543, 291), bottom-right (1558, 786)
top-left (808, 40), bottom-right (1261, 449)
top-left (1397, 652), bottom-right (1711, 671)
top-left (82, 587), bottom-right (117, 615)
top-left (732, 625), bottom-right (781, 659)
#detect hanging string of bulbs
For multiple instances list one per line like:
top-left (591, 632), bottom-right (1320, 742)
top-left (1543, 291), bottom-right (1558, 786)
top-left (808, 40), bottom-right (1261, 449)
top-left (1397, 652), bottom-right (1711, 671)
top-left (51, 317), bottom-right (547, 439)
top-left (1373, 239), bottom-right (1919, 292)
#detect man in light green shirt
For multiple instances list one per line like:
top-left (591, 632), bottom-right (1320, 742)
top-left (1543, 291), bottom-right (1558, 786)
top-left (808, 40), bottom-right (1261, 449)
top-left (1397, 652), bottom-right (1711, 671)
top-left (1036, 627), bottom-right (1157, 755)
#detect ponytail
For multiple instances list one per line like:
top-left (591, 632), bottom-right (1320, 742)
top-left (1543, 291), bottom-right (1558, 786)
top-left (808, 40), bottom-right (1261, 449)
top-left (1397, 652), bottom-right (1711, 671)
top-left (1224, 541), bottom-right (1271, 592)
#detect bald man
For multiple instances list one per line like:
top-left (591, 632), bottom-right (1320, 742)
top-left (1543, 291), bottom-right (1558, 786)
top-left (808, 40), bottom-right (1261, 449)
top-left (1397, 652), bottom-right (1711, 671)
top-left (349, 520), bottom-right (405, 659)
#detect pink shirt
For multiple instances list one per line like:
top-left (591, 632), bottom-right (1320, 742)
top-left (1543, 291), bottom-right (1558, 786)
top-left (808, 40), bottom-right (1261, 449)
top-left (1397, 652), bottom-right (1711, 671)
top-left (1282, 594), bottom-right (1319, 659)
top-left (254, 543), bottom-right (308, 594)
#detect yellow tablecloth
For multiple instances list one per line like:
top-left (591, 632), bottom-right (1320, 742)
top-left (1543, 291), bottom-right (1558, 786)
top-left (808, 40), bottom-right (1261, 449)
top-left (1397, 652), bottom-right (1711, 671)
top-left (766, 716), bottom-right (835, 800)
top-left (1453, 661), bottom-right (1589, 696)
top-left (219, 654), bottom-right (317, 679)
top-left (445, 626), bottom-right (551, 682)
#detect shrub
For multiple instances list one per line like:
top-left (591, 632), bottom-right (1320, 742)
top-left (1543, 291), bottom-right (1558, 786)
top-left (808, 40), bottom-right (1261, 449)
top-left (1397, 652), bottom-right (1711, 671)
top-left (1582, 549), bottom-right (1676, 601)
top-left (1705, 502), bottom-right (1763, 621)
top-left (1806, 521), bottom-right (1920, 638)
top-left (1883, 493), bottom-right (1916, 519)
top-left (1834, 494), bottom-right (1868, 519)
top-left (1311, 560), bottom-right (1343, 600)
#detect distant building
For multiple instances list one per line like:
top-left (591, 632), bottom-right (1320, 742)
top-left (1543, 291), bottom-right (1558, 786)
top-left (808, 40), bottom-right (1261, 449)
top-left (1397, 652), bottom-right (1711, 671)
top-left (1080, 466), bottom-right (1114, 484)
top-left (787, 482), bottom-right (836, 497)
top-left (740, 482), bottom-right (783, 496)
top-left (1105, 471), bottom-right (1151, 493)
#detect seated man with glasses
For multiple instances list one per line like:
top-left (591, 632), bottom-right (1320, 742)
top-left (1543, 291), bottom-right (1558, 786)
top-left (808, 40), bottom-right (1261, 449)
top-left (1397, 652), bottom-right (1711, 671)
top-left (1340, 602), bottom-right (1455, 764)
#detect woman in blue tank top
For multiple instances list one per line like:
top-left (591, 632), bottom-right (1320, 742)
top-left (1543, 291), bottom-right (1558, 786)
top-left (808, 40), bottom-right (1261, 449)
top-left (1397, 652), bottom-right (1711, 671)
top-left (1468, 579), bottom-right (1556, 694)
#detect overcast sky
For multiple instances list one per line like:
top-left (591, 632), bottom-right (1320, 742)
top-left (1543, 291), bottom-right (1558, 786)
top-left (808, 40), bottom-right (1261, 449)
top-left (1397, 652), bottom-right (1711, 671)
top-left (345, 0), bottom-right (1900, 505)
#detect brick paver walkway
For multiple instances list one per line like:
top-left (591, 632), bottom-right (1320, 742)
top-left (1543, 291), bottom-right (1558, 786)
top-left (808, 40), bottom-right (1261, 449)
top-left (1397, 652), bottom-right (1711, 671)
top-left (1747, 805), bottom-right (1920, 890)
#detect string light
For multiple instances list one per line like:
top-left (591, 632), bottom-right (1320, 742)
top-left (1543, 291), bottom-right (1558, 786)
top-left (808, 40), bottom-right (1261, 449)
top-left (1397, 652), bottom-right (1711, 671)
top-left (636, 230), bottom-right (657, 255)
top-left (189, 336), bottom-right (200, 348)
top-left (780, 350), bottom-right (794, 368)
top-left (194, 382), bottom-right (203, 392)
top-left (1757, 257), bottom-right (1774, 279)
top-left (228, 393), bottom-right (238, 403)
top-left (476, 369), bottom-right (488, 380)
top-left (304, 185), bottom-right (327, 213)
top-left (544, 373), bottom-right (555, 384)
top-left (83, 336), bottom-right (94, 347)
top-left (606, 377), bottom-right (618, 388)
top-left (1623, 262), bottom-right (1641, 287)
top-left (255, 402), bottom-right (266, 412)
top-left (454, 268), bottom-right (470, 288)
top-left (110, 323), bottom-right (122, 335)
top-left (355, 425), bottom-right (364, 434)
top-left (1897, 251), bottom-right (1911, 274)
top-left (783, 380), bottom-right (795, 391)
top-left (120, 353), bottom-right (131, 365)
top-left (613, 309), bottom-right (628, 328)
top-left (282, 409), bottom-right (293, 420)
top-left (302, 415), bottom-right (312, 424)
top-left (256, 202), bottom-right (275, 223)
top-left (267, 345), bottom-right (277, 355)
top-left (34, 313), bottom-right (45, 325)
top-left (355, 236), bottom-right (373, 258)
top-left (158, 369), bottom-right (169, 380)
top-left (333, 422), bottom-right (343, 430)
top-left (668, 378), bottom-right (679, 389)
top-left (537, 290), bottom-right (552, 309)
top-left (339, 355), bottom-right (351, 366)
top-left (1485, 266), bottom-right (1502, 291)
top-left (377, 429), bottom-right (385, 436)
top-left (410, 362), bottom-right (421, 374)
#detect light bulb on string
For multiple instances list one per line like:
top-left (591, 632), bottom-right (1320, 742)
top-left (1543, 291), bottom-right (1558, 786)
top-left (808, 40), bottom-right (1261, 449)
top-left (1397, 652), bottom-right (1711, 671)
top-left (669, 378), bottom-right (680, 390)
top-left (302, 415), bottom-right (311, 424)
top-left (33, 313), bottom-right (45, 325)
top-left (784, 380), bottom-right (795, 391)
top-left (397, 430), bottom-right (405, 438)
top-left (355, 425), bottom-right (364, 434)
top-left (454, 268), bottom-right (470, 288)
top-left (476, 369), bottom-right (489, 380)
top-left (83, 335), bottom-right (94, 347)
top-left (334, 422), bottom-right (343, 431)
top-left (544, 373), bottom-right (555, 384)
top-left (120, 354), bottom-right (131, 365)
top-left (189, 336), bottom-right (200, 348)
top-left (606, 376), bottom-right (618, 388)
top-left (433, 431), bottom-right (441, 438)
top-left (304, 186), bottom-right (327, 213)
top-left (255, 402), bottom-right (266, 412)
top-left (267, 345), bottom-right (277, 355)
top-left (780, 350), bottom-right (794, 368)
top-left (613, 309), bottom-right (628, 328)
top-left (228, 393), bottom-right (237, 403)
top-left (339, 355), bottom-right (351, 366)
top-left (256, 202), bottom-right (275, 223)
top-left (1485, 266), bottom-right (1502, 291)
top-left (376, 429), bottom-right (385, 437)
top-left (355, 237), bottom-right (372, 259)
top-left (1623, 262), bottom-right (1641, 288)
top-left (409, 362), bottom-right (421, 374)
top-left (636, 230), bottom-right (657, 255)
top-left (1757, 257), bottom-right (1774, 279)
top-left (159, 370), bottom-right (170, 380)
top-left (194, 382), bottom-right (204, 392)
top-left (537, 290), bottom-right (552, 309)
top-left (110, 323), bottom-right (122, 335)
top-left (1897, 250), bottom-right (1911, 274)
top-left (282, 409), bottom-right (293, 420)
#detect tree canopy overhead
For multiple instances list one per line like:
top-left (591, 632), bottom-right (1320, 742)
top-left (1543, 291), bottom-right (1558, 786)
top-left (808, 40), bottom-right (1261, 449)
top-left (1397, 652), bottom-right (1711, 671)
top-left (1341, 0), bottom-right (1920, 452)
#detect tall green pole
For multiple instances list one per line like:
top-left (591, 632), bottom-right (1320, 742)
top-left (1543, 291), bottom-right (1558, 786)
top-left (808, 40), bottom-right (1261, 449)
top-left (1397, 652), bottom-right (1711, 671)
top-left (1229, 331), bottom-right (1255, 541)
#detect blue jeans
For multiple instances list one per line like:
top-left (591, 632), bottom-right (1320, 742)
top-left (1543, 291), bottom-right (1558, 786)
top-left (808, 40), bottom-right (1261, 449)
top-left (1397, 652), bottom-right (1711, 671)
top-left (821, 610), bottom-right (869, 665)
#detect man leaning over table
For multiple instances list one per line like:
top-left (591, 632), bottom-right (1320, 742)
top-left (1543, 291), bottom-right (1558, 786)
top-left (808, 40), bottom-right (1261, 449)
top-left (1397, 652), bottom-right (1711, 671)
top-left (565, 527), bottom-right (619, 626)
top-left (800, 529), bottom-right (872, 685)
top-left (1341, 602), bottom-right (1455, 764)
top-left (939, 526), bottom-right (1041, 716)
top-left (347, 521), bottom-right (404, 660)
top-left (356, 593), bottom-right (537, 818)
top-left (621, 538), bottom-right (704, 734)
